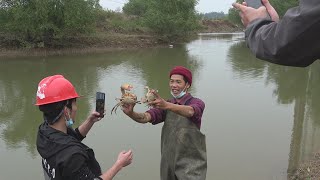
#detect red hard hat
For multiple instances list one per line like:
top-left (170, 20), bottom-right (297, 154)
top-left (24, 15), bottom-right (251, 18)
top-left (35, 75), bottom-right (80, 106)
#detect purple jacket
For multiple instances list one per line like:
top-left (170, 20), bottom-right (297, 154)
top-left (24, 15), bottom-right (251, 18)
top-left (146, 93), bottom-right (205, 129)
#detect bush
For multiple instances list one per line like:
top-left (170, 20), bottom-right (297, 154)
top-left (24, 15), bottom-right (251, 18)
top-left (143, 0), bottom-right (200, 40)
top-left (123, 0), bottom-right (149, 17)
top-left (0, 0), bottom-right (100, 48)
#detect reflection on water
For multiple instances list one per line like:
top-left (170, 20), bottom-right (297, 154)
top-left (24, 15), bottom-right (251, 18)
top-left (198, 33), bottom-right (244, 43)
top-left (227, 40), bottom-right (320, 176)
top-left (0, 33), bottom-right (320, 179)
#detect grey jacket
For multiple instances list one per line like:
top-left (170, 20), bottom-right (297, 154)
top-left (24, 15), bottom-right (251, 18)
top-left (245, 0), bottom-right (320, 67)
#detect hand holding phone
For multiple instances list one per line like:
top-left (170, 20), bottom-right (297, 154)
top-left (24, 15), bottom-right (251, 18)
top-left (96, 92), bottom-right (105, 118)
top-left (245, 0), bottom-right (271, 19)
top-left (245, 0), bottom-right (264, 9)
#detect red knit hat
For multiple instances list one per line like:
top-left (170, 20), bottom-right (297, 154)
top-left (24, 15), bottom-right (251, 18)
top-left (169, 66), bottom-right (192, 86)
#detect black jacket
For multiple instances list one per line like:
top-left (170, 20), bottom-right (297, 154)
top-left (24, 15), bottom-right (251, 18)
top-left (37, 123), bottom-right (102, 180)
top-left (245, 0), bottom-right (320, 67)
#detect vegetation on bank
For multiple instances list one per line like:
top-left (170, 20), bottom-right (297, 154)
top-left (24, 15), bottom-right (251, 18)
top-left (198, 11), bottom-right (226, 20)
top-left (0, 0), bottom-right (299, 50)
top-left (0, 0), bottom-right (200, 49)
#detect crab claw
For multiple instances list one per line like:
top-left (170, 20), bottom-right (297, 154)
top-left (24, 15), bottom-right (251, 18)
top-left (121, 84), bottom-right (133, 91)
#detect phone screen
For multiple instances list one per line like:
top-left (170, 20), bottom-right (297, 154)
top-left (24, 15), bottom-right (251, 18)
top-left (245, 0), bottom-right (271, 19)
top-left (245, 0), bottom-right (263, 9)
top-left (96, 92), bottom-right (105, 118)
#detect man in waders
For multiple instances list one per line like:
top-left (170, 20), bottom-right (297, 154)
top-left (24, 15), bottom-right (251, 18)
top-left (35, 75), bottom-right (133, 180)
top-left (122, 66), bottom-right (207, 180)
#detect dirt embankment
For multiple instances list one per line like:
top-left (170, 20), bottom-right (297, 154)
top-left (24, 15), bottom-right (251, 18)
top-left (0, 19), bottom-right (242, 57)
top-left (0, 33), bottom-right (165, 57)
top-left (289, 152), bottom-right (320, 180)
top-left (200, 19), bottom-right (243, 33)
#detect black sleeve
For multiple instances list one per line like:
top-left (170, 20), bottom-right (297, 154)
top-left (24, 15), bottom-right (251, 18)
top-left (70, 165), bottom-right (102, 180)
top-left (75, 128), bottom-right (86, 141)
top-left (62, 154), bottom-right (102, 180)
top-left (67, 127), bottom-right (86, 141)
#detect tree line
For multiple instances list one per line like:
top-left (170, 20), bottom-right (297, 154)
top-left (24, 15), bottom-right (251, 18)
top-left (0, 0), bottom-right (102, 48)
top-left (198, 12), bottom-right (226, 20)
top-left (0, 0), bottom-right (299, 49)
top-left (0, 0), bottom-right (199, 48)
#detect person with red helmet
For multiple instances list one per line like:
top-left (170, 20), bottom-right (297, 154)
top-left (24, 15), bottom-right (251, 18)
top-left (122, 66), bottom-right (207, 180)
top-left (35, 75), bottom-right (133, 180)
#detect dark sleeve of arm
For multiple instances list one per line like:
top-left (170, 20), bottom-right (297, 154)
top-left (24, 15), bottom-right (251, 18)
top-left (146, 108), bottom-right (166, 125)
top-left (245, 0), bottom-right (320, 67)
top-left (67, 128), bottom-right (86, 141)
top-left (189, 99), bottom-right (205, 126)
top-left (63, 154), bottom-right (102, 180)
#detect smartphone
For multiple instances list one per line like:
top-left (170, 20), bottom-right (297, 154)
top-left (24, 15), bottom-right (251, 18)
top-left (96, 92), bottom-right (105, 118)
top-left (245, 0), bottom-right (271, 19)
top-left (245, 0), bottom-right (263, 9)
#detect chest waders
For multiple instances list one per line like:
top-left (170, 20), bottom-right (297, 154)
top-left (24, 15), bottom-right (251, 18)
top-left (160, 110), bottom-right (207, 180)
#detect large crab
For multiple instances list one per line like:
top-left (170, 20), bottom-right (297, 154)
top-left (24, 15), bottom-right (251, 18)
top-left (141, 86), bottom-right (158, 108)
top-left (111, 84), bottom-right (141, 114)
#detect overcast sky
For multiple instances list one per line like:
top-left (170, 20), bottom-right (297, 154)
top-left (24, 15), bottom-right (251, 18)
top-left (99, 0), bottom-right (236, 14)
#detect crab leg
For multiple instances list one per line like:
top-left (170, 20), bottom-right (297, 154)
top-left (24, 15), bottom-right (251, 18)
top-left (113, 103), bottom-right (121, 114)
top-left (111, 103), bottom-right (120, 114)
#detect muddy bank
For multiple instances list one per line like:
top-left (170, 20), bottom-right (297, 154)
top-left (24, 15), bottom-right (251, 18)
top-left (0, 33), bottom-right (166, 58)
top-left (200, 19), bottom-right (243, 33)
top-left (0, 20), bottom-right (242, 58)
top-left (289, 152), bottom-right (320, 180)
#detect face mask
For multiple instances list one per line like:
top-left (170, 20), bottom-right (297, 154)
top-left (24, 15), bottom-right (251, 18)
top-left (66, 119), bottom-right (74, 127)
top-left (64, 110), bottom-right (74, 127)
top-left (171, 90), bottom-right (186, 99)
top-left (171, 84), bottom-right (188, 99)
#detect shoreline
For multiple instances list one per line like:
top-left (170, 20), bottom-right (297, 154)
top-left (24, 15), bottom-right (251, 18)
top-left (289, 152), bottom-right (320, 179)
top-left (0, 46), bottom-right (162, 58)
top-left (0, 19), bottom-right (244, 58)
top-left (0, 34), bottom-right (167, 58)
top-left (0, 32), bottom-right (245, 58)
